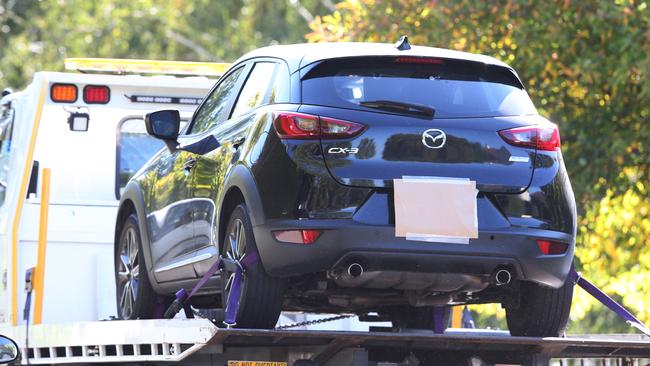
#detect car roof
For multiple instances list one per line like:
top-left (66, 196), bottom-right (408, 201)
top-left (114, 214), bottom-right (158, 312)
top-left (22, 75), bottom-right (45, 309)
top-left (234, 42), bottom-right (512, 73)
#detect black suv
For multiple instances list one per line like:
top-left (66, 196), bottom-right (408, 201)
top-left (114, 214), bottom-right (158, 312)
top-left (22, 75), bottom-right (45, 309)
top-left (115, 41), bottom-right (576, 336)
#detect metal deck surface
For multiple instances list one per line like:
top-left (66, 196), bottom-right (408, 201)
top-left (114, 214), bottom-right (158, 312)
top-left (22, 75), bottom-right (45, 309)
top-left (1, 319), bottom-right (649, 364)
top-left (213, 327), bottom-right (650, 359)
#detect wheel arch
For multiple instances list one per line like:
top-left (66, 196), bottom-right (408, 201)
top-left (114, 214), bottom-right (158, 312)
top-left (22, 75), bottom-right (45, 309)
top-left (217, 164), bottom-right (266, 251)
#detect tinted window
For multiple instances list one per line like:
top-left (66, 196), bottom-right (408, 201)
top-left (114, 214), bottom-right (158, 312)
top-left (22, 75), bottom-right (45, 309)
top-left (190, 67), bottom-right (244, 134)
top-left (302, 57), bottom-right (537, 118)
top-left (0, 104), bottom-right (14, 206)
top-left (232, 62), bottom-right (277, 117)
top-left (116, 118), bottom-right (187, 198)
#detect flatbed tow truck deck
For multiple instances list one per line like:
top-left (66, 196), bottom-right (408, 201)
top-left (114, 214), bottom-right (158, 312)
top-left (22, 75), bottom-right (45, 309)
top-left (1, 319), bottom-right (649, 366)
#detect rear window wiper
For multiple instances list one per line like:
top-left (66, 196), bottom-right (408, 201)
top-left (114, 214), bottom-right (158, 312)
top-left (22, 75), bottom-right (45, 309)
top-left (359, 100), bottom-right (435, 118)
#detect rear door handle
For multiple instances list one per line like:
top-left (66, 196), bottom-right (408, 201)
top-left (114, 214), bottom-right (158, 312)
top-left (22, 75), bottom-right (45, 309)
top-left (183, 157), bottom-right (196, 174)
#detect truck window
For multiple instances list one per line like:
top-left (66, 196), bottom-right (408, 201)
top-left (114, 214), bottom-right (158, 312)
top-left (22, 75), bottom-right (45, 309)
top-left (116, 118), bottom-right (188, 199)
top-left (116, 118), bottom-right (165, 199)
top-left (0, 103), bottom-right (14, 206)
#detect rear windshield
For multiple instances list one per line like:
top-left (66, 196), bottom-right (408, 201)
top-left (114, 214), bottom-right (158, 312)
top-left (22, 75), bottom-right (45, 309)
top-left (302, 57), bottom-right (537, 118)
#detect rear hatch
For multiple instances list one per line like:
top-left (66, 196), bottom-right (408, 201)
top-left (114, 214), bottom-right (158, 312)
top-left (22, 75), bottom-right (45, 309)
top-left (299, 56), bottom-right (542, 193)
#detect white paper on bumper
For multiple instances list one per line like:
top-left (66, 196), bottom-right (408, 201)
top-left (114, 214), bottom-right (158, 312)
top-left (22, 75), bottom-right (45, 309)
top-left (394, 176), bottom-right (478, 244)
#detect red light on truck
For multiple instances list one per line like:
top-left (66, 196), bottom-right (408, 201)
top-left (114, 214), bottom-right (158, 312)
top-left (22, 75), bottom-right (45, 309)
top-left (83, 85), bottom-right (110, 104)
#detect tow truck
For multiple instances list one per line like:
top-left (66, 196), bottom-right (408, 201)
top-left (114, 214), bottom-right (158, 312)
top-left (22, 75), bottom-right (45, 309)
top-left (0, 59), bottom-right (220, 325)
top-left (0, 59), bottom-right (649, 366)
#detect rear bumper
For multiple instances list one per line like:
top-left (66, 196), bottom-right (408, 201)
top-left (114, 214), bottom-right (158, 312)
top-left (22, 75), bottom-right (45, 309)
top-left (253, 219), bottom-right (574, 288)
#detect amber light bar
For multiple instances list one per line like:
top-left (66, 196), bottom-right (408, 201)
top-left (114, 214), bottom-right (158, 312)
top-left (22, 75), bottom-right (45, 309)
top-left (50, 83), bottom-right (78, 103)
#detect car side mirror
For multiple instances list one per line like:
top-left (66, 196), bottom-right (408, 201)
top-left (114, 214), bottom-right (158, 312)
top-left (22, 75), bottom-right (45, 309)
top-left (0, 335), bottom-right (20, 364)
top-left (145, 110), bottom-right (180, 141)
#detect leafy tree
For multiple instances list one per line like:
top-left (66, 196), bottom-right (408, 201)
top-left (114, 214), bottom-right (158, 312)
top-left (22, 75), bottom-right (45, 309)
top-left (0, 0), bottom-right (332, 89)
top-left (308, 0), bottom-right (650, 331)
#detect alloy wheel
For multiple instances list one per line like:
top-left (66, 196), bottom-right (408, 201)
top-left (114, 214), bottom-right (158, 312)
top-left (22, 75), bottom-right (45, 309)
top-left (117, 226), bottom-right (140, 319)
top-left (223, 218), bottom-right (247, 307)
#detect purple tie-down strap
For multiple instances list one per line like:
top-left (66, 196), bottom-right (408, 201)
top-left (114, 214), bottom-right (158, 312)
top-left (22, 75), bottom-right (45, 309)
top-left (163, 288), bottom-right (188, 319)
top-left (569, 267), bottom-right (650, 336)
top-left (223, 252), bottom-right (259, 326)
top-left (224, 266), bottom-right (243, 326)
top-left (163, 257), bottom-right (221, 319)
top-left (240, 251), bottom-right (259, 269)
top-left (188, 257), bottom-right (222, 299)
top-left (432, 306), bottom-right (447, 334)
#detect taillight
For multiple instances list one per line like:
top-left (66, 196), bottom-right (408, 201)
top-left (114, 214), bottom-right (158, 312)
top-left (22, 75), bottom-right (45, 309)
top-left (321, 116), bottom-right (366, 138)
top-left (536, 239), bottom-right (568, 255)
top-left (83, 85), bottom-right (110, 104)
top-left (273, 229), bottom-right (322, 244)
top-left (274, 112), bottom-right (320, 139)
top-left (498, 125), bottom-right (561, 151)
top-left (51, 83), bottom-right (78, 103)
top-left (273, 112), bottom-right (365, 139)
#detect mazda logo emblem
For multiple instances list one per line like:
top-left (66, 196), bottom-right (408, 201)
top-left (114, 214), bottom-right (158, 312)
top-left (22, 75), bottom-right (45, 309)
top-left (422, 129), bottom-right (446, 149)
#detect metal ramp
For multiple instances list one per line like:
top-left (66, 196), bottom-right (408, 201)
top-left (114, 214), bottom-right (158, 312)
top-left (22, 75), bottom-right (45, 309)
top-left (1, 319), bottom-right (649, 365)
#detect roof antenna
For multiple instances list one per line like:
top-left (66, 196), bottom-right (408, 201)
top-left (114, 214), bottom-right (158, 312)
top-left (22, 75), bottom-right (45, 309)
top-left (395, 35), bottom-right (411, 51)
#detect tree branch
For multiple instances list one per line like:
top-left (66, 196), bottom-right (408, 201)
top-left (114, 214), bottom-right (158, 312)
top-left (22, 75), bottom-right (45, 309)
top-left (165, 29), bottom-right (215, 61)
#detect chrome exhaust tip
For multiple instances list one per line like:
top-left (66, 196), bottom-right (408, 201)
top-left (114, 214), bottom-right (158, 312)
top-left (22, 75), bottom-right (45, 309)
top-left (347, 263), bottom-right (364, 278)
top-left (494, 269), bottom-right (512, 286)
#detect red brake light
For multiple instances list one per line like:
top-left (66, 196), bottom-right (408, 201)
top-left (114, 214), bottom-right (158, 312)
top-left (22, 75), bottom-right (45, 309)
top-left (273, 112), bottom-right (365, 139)
top-left (273, 112), bottom-right (320, 139)
top-left (83, 85), bottom-right (110, 104)
top-left (394, 56), bottom-right (444, 64)
top-left (536, 126), bottom-right (561, 151)
top-left (536, 239), bottom-right (568, 255)
top-left (498, 125), bottom-right (561, 151)
top-left (51, 83), bottom-right (78, 103)
top-left (273, 229), bottom-right (322, 244)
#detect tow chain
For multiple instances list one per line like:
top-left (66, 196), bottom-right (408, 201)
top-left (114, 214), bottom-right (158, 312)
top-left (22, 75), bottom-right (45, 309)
top-left (192, 310), bottom-right (356, 329)
top-left (275, 314), bottom-right (357, 329)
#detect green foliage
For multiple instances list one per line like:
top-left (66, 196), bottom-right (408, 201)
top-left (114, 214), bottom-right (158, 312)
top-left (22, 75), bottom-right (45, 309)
top-left (0, 0), bottom-right (332, 89)
top-left (308, 0), bottom-right (650, 331)
top-left (574, 177), bottom-right (650, 324)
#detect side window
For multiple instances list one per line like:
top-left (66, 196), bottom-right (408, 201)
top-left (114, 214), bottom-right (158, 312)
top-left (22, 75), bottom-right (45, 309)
top-left (0, 104), bottom-right (15, 206)
top-left (190, 67), bottom-right (244, 135)
top-left (269, 63), bottom-right (290, 104)
top-left (116, 118), bottom-right (186, 198)
top-left (231, 62), bottom-right (278, 118)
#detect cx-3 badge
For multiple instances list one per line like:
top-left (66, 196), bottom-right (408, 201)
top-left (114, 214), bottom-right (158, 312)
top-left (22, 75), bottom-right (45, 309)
top-left (422, 129), bottom-right (446, 149)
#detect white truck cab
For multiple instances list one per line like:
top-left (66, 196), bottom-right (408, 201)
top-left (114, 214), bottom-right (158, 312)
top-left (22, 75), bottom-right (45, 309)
top-left (0, 59), bottom-right (224, 324)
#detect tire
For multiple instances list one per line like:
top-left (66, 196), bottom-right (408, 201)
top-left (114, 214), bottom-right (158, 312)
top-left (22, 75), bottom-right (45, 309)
top-left (115, 214), bottom-right (157, 319)
top-left (386, 306), bottom-right (460, 366)
top-left (387, 305), bottom-right (451, 330)
top-left (506, 277), bottom-right (574, 337)
top-left (221, 203), bottom-right (285, 328)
